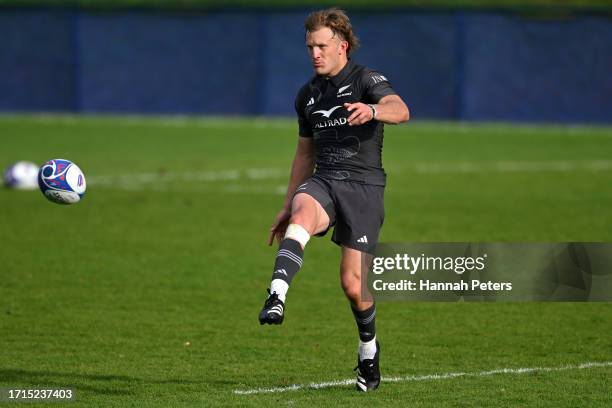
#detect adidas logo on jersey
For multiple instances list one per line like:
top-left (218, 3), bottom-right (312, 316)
top-left (307, 97), bottom-right (315, 106)
top-left (371, 75), bottom-right (388, 85)
top-left (357, 235), bottom-right (368, 244)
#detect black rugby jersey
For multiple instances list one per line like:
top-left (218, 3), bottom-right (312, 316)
top-left (295, 59), bottom-right (397, 186)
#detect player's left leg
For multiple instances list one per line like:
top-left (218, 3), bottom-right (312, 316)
top-left (331, 180), bottom-right (384, 391)
top-left (340, 246), bottom-right (381, 392)
top-left (259, 177), bottom-right (334, 325)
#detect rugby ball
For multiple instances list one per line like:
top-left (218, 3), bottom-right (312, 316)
top-left (3, 161), bottom-right (39, 190)
top-left (38, 159), bottom-right (86, 204)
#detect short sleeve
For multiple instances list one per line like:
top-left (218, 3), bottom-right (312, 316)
top-left (361, 70), bottom-right (397, 103)
top-left (295, 87), bottom-right (313, 138)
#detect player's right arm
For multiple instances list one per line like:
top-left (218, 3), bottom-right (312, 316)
top-left (268, 136), bottom-right (314, 246)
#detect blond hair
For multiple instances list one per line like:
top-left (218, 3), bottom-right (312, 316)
top-left (304, 8), bottom-right (359, 55)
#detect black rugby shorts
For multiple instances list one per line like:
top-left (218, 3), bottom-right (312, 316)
top-left (293, 175), bottom-right (384, 254)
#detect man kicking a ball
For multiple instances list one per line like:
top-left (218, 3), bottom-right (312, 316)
top-left (259, 8), bottom-right (409, 392)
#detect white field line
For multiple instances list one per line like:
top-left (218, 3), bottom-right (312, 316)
top-left (97, 183), bottom-right (288, 195)
top-left (0, 113), bottom-right (295, 129)
top-left (3, 114), bottom-right (612, 134)
top-left (233, 361), bottom-right (612, 395)
top-left (87, 168), bottom-right (287, 193)
top-left (85, 160), bottom-right (612, 192)
top-left (407, 159), bottom-right (612, 174)
top-left (88, 168), bottom-right (286, 185)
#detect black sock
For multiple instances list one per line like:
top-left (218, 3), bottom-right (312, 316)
top-left (271, 238), bottom-right (304, 285)
top-left (351, 303), bottom-right (376, 342)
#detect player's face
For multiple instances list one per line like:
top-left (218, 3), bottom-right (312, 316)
top-left (306, 27), bottom-right (348, 77)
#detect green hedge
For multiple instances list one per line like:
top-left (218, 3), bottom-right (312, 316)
top-left (1, 0), bottom-right (611, 11)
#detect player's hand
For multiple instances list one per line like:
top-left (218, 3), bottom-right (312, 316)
top-left (268, 208), bottom-right (291, 246)
top-left (344, 102), bottom-right (374, 126)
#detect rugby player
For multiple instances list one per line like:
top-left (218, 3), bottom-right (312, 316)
top-left (259, 8), bottom-right (410, 392)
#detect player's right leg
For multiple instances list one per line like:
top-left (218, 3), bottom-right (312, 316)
top-left (259, 190), bottom-right (331, 325)
top-left (340, 247), bottom-right (380, 392)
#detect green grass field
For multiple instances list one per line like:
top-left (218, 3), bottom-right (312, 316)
top-left (1, 115), bottom-right (611, 406)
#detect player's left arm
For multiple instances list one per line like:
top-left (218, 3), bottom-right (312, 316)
top-left (345, 94), bottom-right (410, 126)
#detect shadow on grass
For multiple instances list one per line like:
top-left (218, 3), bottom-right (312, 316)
top-left (0, 369), bottom-right (201, 396)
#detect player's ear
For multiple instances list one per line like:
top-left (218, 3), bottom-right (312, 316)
top-left (340, 40), bottom-right (348, 54)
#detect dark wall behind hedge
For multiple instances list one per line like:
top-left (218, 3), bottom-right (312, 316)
top-left (1, 9), bottom-right (610, 123)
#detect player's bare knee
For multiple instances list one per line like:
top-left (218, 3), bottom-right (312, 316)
top-left (341, 274), bottom-right (362, 303)
top-left (343, 284), bottom-right (362, 304)
top-left (288, 213), bottom-right (316, 236)
top-left (291, 194), bottom-right (329, 235)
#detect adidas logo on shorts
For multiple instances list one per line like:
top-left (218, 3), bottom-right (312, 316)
top-left (357, 235), bottom-right (368, 244)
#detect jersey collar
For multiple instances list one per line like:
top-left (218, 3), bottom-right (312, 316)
top-left (325, 59), bottom-right (355, 88)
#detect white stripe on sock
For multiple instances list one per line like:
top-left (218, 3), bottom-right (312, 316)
top-left (277, 250), bottom-right (303, 267)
